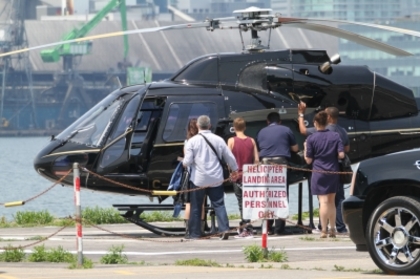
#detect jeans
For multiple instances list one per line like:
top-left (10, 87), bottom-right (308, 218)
top-left (335, 184), bottom-right (347, 232)
top-left (188, 182), bottom-right (229, 238)
top-left (233, 182), bottom-right (253, 231)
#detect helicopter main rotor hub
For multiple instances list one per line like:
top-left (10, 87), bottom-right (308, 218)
top-left (233, 7), bottom-right (277, 51)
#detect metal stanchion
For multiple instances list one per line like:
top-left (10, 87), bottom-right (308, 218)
top-left (297, 182), bottom-right (303, 226)
top-left (73, 163), bottom-right (83, 267)
top-left (262, 219), bottom-right (268, 258)
top-left (307, 178), bottom-right (316, 229)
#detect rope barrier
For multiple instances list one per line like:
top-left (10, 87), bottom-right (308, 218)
top-left (0, 220), bottom-right (72, 251)
top-left (82, 162), bottom-right (352, 196)
top-left (1, 169), bottom-right (72, 207)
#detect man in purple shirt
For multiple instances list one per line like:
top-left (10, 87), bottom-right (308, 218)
top-left (257, 112), bottom-right (299, 235)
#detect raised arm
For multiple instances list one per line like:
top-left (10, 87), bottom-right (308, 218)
top-left (298, 101), bottom-right (308, 136)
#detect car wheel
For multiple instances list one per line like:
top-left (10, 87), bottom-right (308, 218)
top-left (366, 196), bottom-right (420, 275)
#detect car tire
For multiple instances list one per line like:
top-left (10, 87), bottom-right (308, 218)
top-left (366, 196), bottom-right (420, 275)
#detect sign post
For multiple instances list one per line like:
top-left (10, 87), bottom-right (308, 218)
top-left (242, 164), bottom-right (288, 256)
top-left (73, 163), bottom-right (83, 267)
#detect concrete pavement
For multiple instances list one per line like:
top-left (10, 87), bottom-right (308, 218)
top-left (0, 221), bottom-right (404, 278)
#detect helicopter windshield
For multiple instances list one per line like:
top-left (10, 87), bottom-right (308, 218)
top-left (55, 93), bottom-right (132, 147)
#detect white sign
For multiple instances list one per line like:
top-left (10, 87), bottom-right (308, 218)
top-left (242, 164), bottom-right (289, 220)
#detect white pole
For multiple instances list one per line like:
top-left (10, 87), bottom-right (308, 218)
top-left (262, 219), bottom-right (268, 258)
top-left (73, 163), bottom-right (83, 267)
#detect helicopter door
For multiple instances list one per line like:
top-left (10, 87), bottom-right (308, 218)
top-left (147, 95), bottom-right (224, 192)
top-left (87, 94), bottom-right (145, 192)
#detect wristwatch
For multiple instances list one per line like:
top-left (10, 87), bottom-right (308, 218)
top-left (298, 113), bottom-right (304, 118)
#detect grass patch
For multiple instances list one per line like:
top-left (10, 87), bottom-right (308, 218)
top-left (333, 264), bottom-right (368, 272)
top-left (82, 206), bottom-right (127, 224)
top-left (46, 246), bottom-right (75, 263)
top-left (28, 245), bottom-right (93, 268)
top-left (291, 208), bottom-right (319, 220)
top-left (14, 210), bottom-right (54, 226)
top-left (370, 268), bottom-right (384, 274)
top-left (68, 257), bottom-right (94, 269)
top-left (0, 216), bottom-right (10, 228)
top-left (26, 236), bottom-right (47, 241)
top-left (0, 245), bottom-right (25, 262)
top-left (28, 245), bottom-right (48, 262)
top-left (175, 258), bottom-right (221, 267)
top-left (140, 211), bottom-right (181, 222)
top-left (311, 267), bottom-right (326, 271)
top-left (28, 245), bottom-right (75, 263)
top-left (100, 245), bottom-right (128, 264)
top-left (243, 244), bottom-right (288, 263)
top-left (260, 264), bottom-right (273, 269)
top-left (299, 236), bottom-right (316, 241)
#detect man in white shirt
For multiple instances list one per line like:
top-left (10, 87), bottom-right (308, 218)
top-left (183, 115), bottom-right (239, 240)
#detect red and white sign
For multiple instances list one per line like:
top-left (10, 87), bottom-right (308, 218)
top-left (242, 164), bottom-right (289, 220)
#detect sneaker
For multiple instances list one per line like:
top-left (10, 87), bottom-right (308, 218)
top-left (220, 232), bottom-right (229, 240)
top-left (234, 230), bottom-right (253, 239)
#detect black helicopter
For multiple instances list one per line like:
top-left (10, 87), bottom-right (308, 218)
top-left (20, 7), bottom-right (420, 231)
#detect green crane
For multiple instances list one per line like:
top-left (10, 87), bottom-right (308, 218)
top-left (40, 0), bottom-right (129, 71)
top-left (40, 0), bottom-right (130, 129)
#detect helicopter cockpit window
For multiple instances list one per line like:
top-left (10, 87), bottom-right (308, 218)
top-left (163, 103), bottom-right (217, 142)
top-left (105, 95), bottom-right (140, 145)
top-left (55, 93), bottom-right (128, 147)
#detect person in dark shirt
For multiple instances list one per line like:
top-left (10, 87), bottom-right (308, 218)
top-left (298, 102), bottom-right (350, 233)
top-left (257, 112), bottom-right (299, 235)
top-left (228, 117), bottom-right (259, 239)
top-left (304, 111), bottom-right (345, 238)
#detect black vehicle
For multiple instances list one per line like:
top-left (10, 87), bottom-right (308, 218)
top-left (24, 7), bottom-right (420, 234)
top-left (343, 149), bottom-right (420, 275)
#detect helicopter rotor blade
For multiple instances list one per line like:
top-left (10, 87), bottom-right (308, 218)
top-left (280, 21), bottom-right (412, 56)
top-left (295, 18), bottom-right (420, 38)
top-left (0, 21), bottom-right (216, 58)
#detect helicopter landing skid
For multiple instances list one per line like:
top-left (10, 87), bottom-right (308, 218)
top-left (113, 204), bottom-right (218, 237)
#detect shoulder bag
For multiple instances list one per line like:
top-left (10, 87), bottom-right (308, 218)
top-left (199, 134), bottom-right (230, 180)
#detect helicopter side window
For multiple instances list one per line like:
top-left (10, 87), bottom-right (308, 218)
top-left (130, 110), bottom-right (161, 156)
top-left (105, 95), bottom-right (141, 145)
top-left (163, 102), bottom-right (217, 142)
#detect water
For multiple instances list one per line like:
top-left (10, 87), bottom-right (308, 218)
top-left (0, 137), bottom-right (323, 221)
